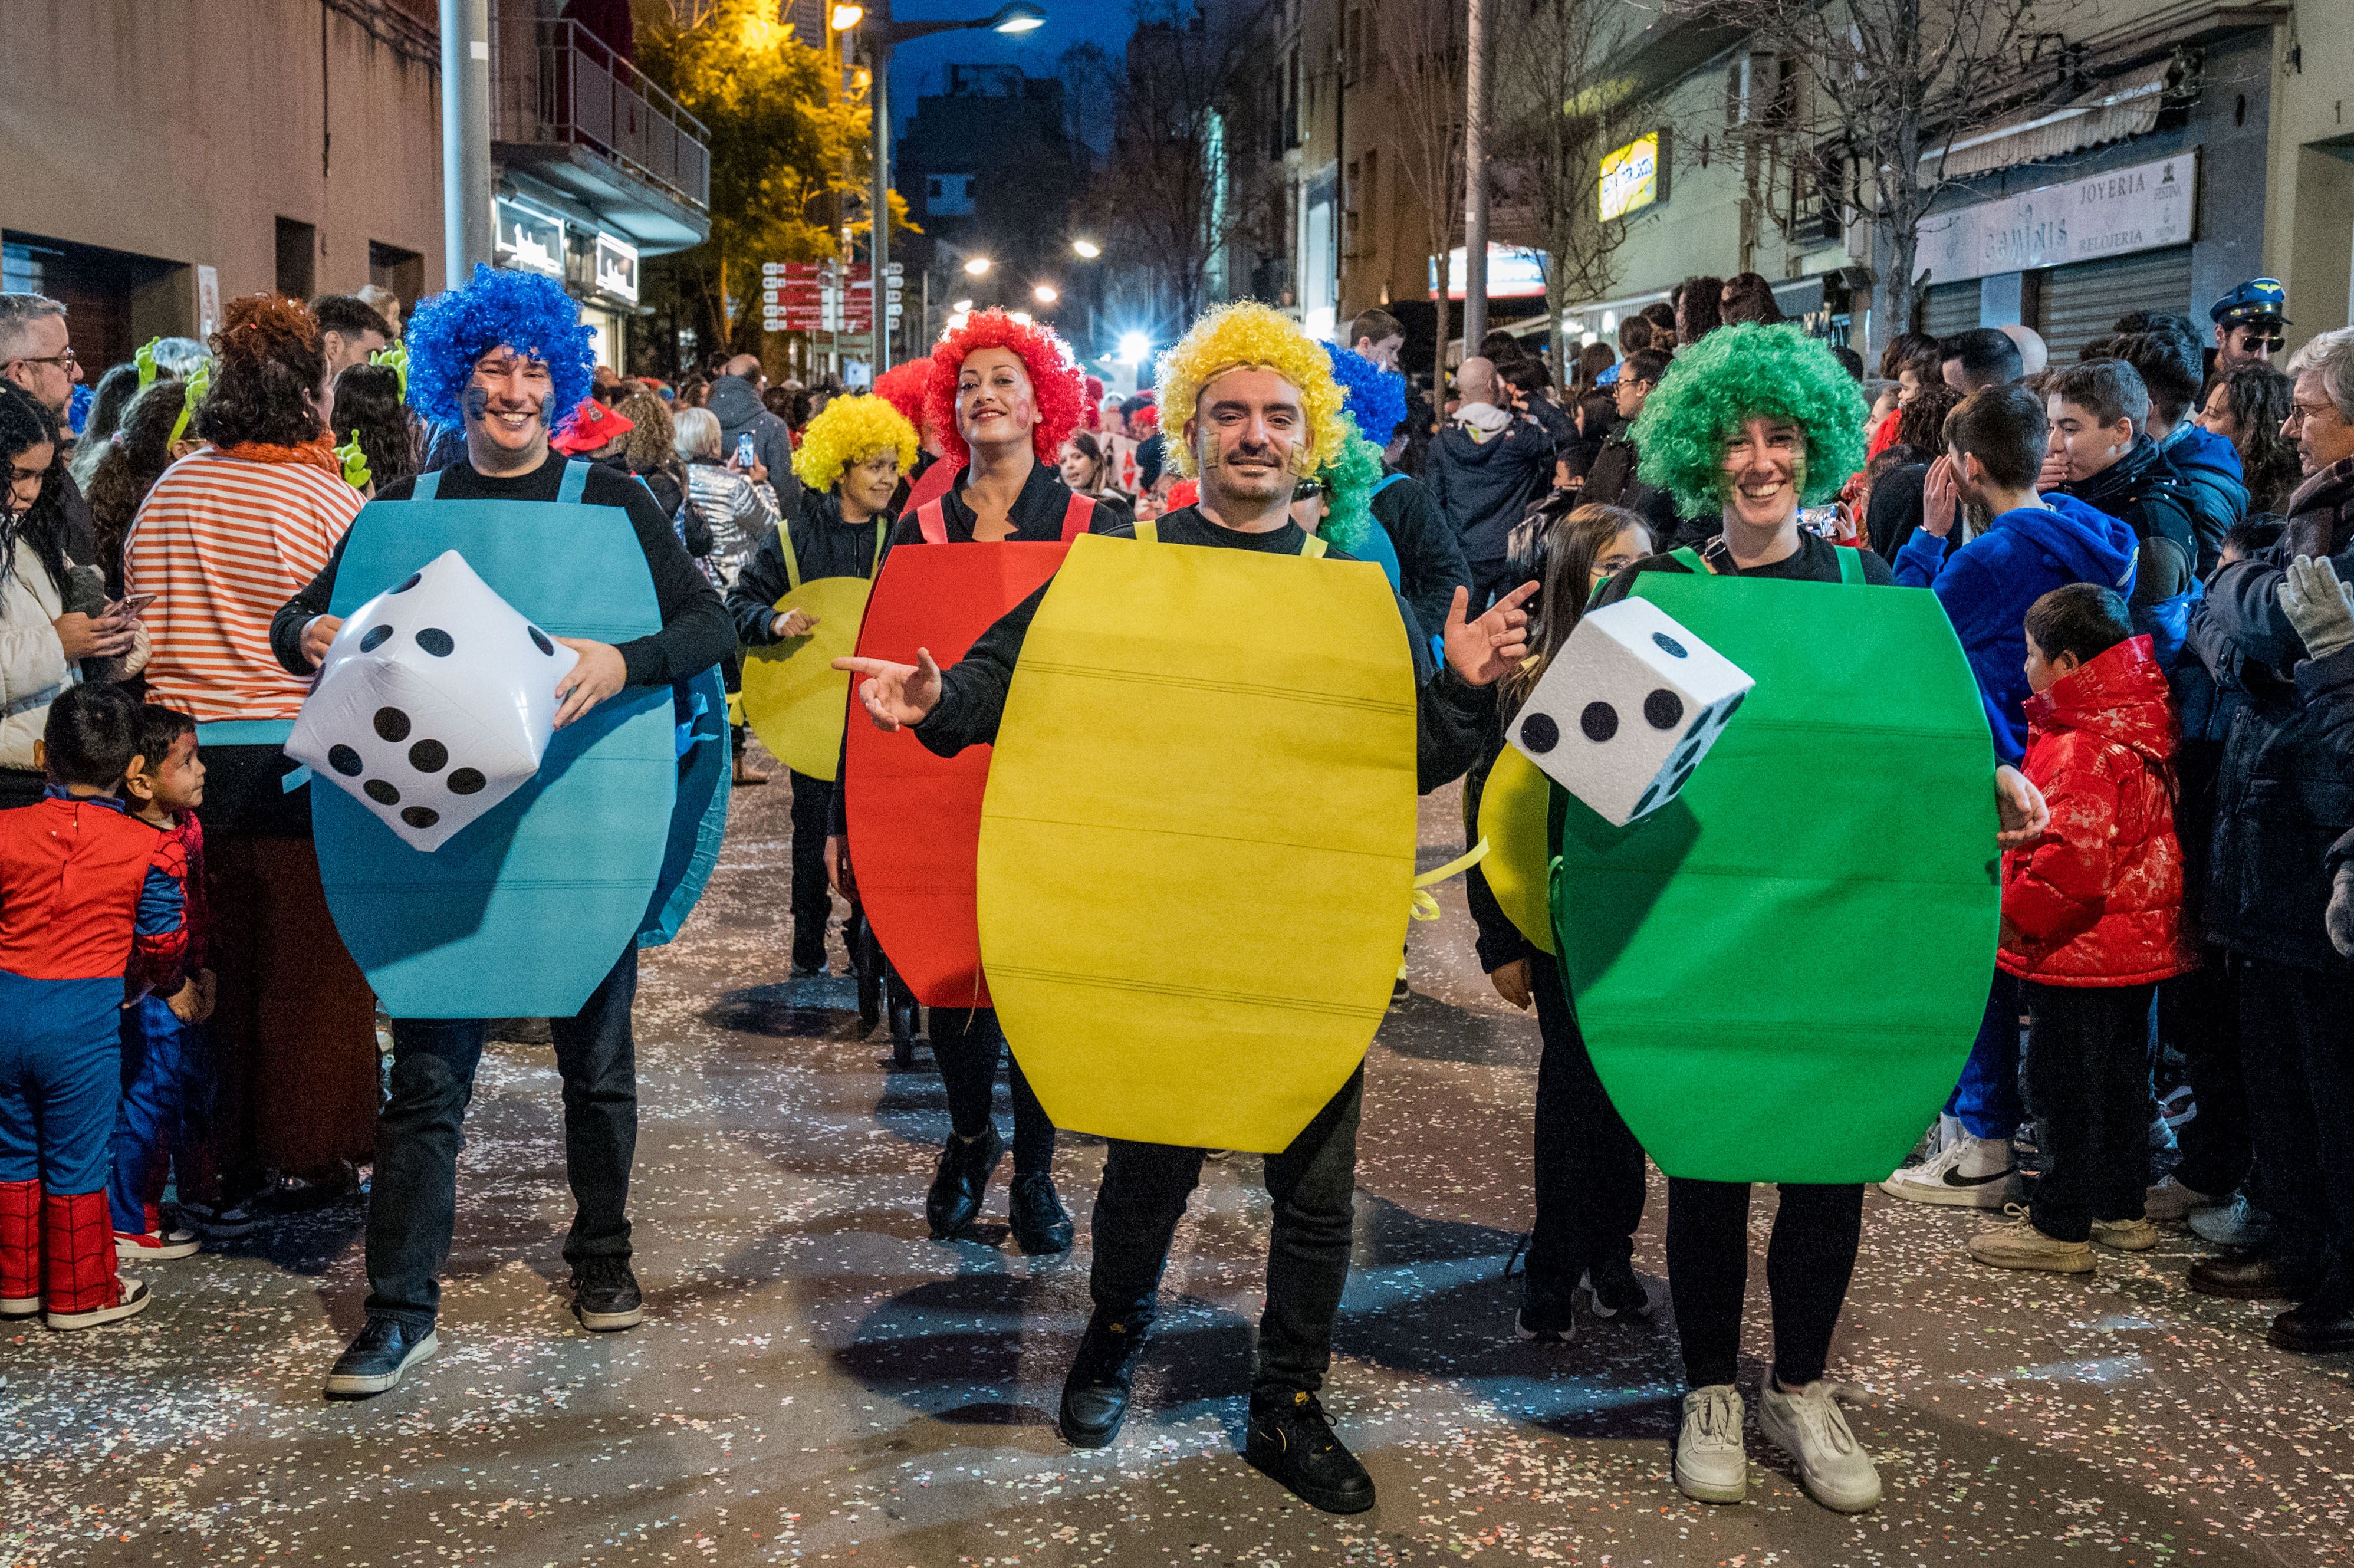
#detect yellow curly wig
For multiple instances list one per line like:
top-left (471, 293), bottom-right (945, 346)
top-left (791, 393), bottom-right (921, 492)
top-left (1154, 301), bottom-right (1350, 481)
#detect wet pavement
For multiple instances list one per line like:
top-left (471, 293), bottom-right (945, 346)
top-left (6, 758), bottom-right (2352, 1565)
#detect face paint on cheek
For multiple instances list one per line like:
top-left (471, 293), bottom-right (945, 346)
top-left (463, 386), bottom-right (492, 420)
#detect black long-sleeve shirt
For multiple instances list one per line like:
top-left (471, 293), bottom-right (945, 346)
top-left (911, 505), bottom-right (1487, 794)
top-left (727, 489), bottom-right (892, 647)
top-left (268, 454), bottom-right (733, 688)
top-left (1369, 471), bottom-right (1471, 646)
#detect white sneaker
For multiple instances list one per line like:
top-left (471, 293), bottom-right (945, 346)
top-left (2143, 1175), bottom-right (2221, 1225)
top-left (1758, 1379), bottom-right (1883, 1513)
top-left (1879, 1133), bottom-right (2018, 1208)
top-left (2188, 1192), bottom-right (2271, 1248)
top-left (1672, 1384), bottom-right (1747, 1504)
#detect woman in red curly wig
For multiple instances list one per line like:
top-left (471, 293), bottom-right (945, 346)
top-left (823, 309), bottom-right (1117, 1256)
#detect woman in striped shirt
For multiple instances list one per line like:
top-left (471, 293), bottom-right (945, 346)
top-left (122, 294), bottom-right (377, 1215)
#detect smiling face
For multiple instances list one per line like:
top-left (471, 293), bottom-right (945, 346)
top-left (2046, 396), bottom-right (2133, 484)
top-left (463, 346), bottom-right (556, 465)
top-left (1717, 415), bottom-right (1805, 528)
top-left (6, 438), bottom-right (52, 518)
top-left (838, 449), bottom-right (902, 518)
top-left (956, 347), bottom-right (1038, 456)
top-left (1188, 366), bottom-right (1310, 508)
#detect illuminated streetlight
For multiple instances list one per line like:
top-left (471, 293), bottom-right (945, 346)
top-left (1118, 331), bottom-right (1150, 364)
top-left (1011, 311), bottom-right (1034, 325)
top-left (946, 311), bottom-right (971, 332)
top-left (1071, 238), bottom-right (1102, 259)
top-left (988, 2), bottom-right (1046, 31)
top-left (951, 298), bottom-right (974, 312)
top-left (1033, 283), bottom-right (1058, 304)
top-left (830, 3), bottom-right (864, 29)
top-left (964, 256), bottom-right (992, 276)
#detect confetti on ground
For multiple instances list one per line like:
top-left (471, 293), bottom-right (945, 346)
top-left (4, 758), bottom-right (2348, 1564)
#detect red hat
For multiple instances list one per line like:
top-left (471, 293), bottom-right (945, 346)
top-left (551, 397), bottom-right (633, 453)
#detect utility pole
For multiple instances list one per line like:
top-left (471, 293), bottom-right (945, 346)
top-left (440, 0), bottom-right (495, 288)
top-left (1460, 0), bottom-right (1491, 358)
top-left (870, 8), bottom-right (893, 374)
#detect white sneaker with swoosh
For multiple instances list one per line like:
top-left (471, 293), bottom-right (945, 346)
top-left (1879, 1133), bottom-right (2018, 1208)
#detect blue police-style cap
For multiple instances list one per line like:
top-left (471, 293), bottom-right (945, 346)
top-left (2211, 278), bottom-right (2289, 327)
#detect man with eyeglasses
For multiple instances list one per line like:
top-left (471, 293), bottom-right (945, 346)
top-left (0, 294), bottom-right (94, 560)
top-left (2208, 278), bottom-right (2289, 379)
top-left (2182, 324), bottom-right (2354, 1355)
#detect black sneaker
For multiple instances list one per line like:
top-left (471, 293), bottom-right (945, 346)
top-left (1514, 1301), bottom-right (1575, 1344)
top-left (1058, 1313), bottom-right (1148, 1448)
top-left (1245, 1391), bottom-right (1376, 1514)
top-left (926, 1126), bottom-right (1004, 1240)
top-left (1582, 1260), bottom-right (1653, 1321)
top-left (323, 1316), bottom-right (438, 1399)
top-left (571, 1256), bottom-right (645, 1331)
top-left (1008, 1171), bottom-right (1075, 1255)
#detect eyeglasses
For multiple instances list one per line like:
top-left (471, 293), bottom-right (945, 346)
top-left (7, 349), bottom-right (76, 372)
top-left (2287, 400), bottom-right (2340, 429)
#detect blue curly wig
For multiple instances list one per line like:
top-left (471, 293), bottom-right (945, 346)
top-left (1321, 341), bottom-right (1408, 444)
top-left (402, 264), bottom-right (596, 433)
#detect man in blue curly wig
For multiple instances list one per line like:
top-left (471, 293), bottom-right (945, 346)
top-left (269, 265), bottom-right (734, 1399)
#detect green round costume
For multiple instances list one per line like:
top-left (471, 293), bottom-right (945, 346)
top-left (1548, 327), bottom-right (1999, 1184)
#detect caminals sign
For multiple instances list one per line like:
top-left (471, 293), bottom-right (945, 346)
top-left (1916, 150), bottom-right (2199, 285)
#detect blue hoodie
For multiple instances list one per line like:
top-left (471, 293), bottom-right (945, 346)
top-left (1895, 491), bottom-right (2139, 763)
top-left (2159, 420), bottom-right (2250, 573)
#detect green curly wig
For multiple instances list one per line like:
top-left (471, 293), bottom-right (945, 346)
top-left (1314, 415), bottom-right (1382, 553)
top-left (1629, 323), bottom-right (1868, 519)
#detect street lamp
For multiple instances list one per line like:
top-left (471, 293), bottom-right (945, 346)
top-left (1033, 283), bottom-right (1058, 304)
top-left (952, 298), bottom-right (974, 312)
top-left (964, 256), bottom-right (992, 276)
top-left (844, 0), bottom-right (1050, 374)
top-left (1071, 238), bottom-right (1102, 259)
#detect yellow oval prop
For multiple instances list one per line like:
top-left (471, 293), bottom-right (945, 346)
top-left (739, 574), bottom-right (873, 782)
top-left (1476, 744), bottom-right (1556, 955)
top-left (976, 533), bottom-right (1419, 1153)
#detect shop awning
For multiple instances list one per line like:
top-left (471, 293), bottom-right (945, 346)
top-left (1925, 61), bottom-right (2174, 180)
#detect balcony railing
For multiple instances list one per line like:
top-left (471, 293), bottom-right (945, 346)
top-left (490, 10), bottom-right (711, 214)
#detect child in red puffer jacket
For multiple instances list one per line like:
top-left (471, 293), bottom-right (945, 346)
top-left (1969, 583), bottom-right (2194, 1277)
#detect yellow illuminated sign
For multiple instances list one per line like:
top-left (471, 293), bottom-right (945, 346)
top-left (1599, 133), bottom-right (1661, 221)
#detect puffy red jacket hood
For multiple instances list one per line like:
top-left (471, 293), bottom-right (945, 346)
top-left (2001, 635), bottom-right (2192, 987)
top-left (2021, 635), bottom-right (2176, 767)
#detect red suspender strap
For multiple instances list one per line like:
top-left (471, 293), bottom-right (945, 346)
top-left (916, 500), bottom-right (948, 544)
top-left (1060, 491), bottom-right (1094, 542)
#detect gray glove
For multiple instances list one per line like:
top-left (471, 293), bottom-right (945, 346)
top-left (2278, 554), bottom-right (2354, 662)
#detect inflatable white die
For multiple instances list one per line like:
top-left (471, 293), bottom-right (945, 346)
top-left (1508, 597), bottom-right (1754, 826)
top-left (287, 549), bottom-right (579, 851)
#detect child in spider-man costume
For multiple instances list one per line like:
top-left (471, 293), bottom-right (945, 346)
top-left (0, 683), bottom-right (187, 1330)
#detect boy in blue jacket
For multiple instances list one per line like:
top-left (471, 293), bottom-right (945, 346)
top-left (1885, 385), bottom-right (2139, 1210)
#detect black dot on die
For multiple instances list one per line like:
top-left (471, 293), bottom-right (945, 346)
top-left (529, 626), bottom-right (555, 656)
top-left (1633, 782), bottom-right (1659, 816)
top-left (328, 744), bottom-right (364, 777)
top-left (392, 572), bottom-right (422, 593)
top-left (364, 779), bottom-right (400, 806)
top-left (447, 768), bottom-right (487, 795)
top-left (400, 806), bottom-right (440, 830)
top-left (414, 627), bottom-right (455, 658)
top-left (1520, 712), bottom-right (1560, 754)
top-left (1719, 691), bottom-right (1745, 722)
top-left (373, 706), bottom-right (411, 742)
top-left (1644, 689), bottom-right (1685, 730)
top-left (1652, 631), bottom-right (1689, 659)
top-left (409, 739), bottom-right (448, 773)
top-left (1580, 701), bottom-right (1620, 743)
top-left (1672, 759), bottom-right (1699, 793)
top-left (359, 625), bottom-right (393, 652)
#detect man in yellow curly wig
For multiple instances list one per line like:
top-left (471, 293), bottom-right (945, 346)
top-left (725, 393), bottom-right (915, 975)
top-left (834, 299), bottom-right (1540, 1516)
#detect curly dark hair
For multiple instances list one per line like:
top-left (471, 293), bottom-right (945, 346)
top-left (70, 361), bottom-right (144, 488)
top-left (1895, 380), bottom-right (1967, 454)
top-left (1720, 272), bottom-right (1784, 327)
top-left (86, 380), bottom-right (189, 597)
top-left (330, 363), bottom-right (415, 492)
top-left (195, 294), bottom-right (328, 448)
top-left (2210, 362), bottom-right (2302, 514)
top-left (0, 383), bottom-right (71, 599)
top-left (1675, 276), bottom-right (1725, 344)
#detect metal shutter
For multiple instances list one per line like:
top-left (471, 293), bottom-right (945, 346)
top-left (1921, 281), bottom-right (1978, 338)
top-left (2037, 245), bottom-right (2194, 361)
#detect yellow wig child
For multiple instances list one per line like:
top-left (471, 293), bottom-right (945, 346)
top-left (791, 393), bottom-right (920, 492)
top-left (1155, 301), bottom-right (1351, 482)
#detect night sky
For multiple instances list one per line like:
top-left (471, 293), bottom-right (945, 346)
top-left (883, 0), bottom-right (1136, 144)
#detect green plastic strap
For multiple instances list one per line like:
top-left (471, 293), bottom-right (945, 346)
top-left (775, 511), bottom-right (803, 591)
top-left (1671, 545), bottom-right (1713, 575)
top-left (1837, 543), bottom-right (1865, 585)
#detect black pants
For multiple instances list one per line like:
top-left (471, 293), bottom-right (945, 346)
top-left (2237, 956), bottom-right (2354, 1299)
top-left (2161, 952), bottom-right (2252, 1199)
top-left (787, 769), bottom-right (834, 971)
top-left (1088, 1068), bottom-right (1362, 1405)
top-left (364, 946), bottom-right (639, 1327)
top-left (931, 1006), bottom-right (1054, 1176)
top-left (1525, 957), bottom-right (1647, 1307)
top-left (2022, 979), bottom-right (2156, 1242)
top-left (1666, 1179), bottom-right (1863, 1390)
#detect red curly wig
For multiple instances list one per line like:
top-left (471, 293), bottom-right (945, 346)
top-left (195, 294), bottom-right (329, 449)
top-left (871, 357), bottom-right (935, 437)
top-left (924, 308), bottom-right (1084, 467)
